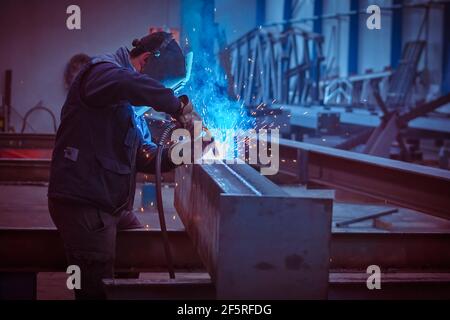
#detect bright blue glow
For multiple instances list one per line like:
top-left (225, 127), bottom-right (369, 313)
top-left (181, 44), bottom-right (255, 159)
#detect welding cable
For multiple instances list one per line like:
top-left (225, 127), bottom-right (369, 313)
top-left (155, 121), bottom-right (178, 279)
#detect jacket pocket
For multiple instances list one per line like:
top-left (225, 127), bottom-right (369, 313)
top-left (94, 154), bottom-right (132, 213)
top-left (96, 154), bottom-right (131, 174)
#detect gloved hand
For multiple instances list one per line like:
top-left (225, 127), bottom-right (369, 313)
top-left (138, 142), bottom-right (178, 173)
top-left (175, 95), bottom-right (201, 131)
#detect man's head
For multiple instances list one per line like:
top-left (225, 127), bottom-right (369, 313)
top-left (130, 32), bottom-right (187, 89)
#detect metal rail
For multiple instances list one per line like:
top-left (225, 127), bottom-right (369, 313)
top-left (274, 138), bottom-right (450, 220)
top-left (0, 158), bottom-right (50, 182)
top-left (0, 228), bottom-right (201, 272)
top-left (0, 133), bottom-right (55, 149)
top-left (2, 227), bottom-right (450, 272)
top-left (0, 158), bottom-right (172, 183)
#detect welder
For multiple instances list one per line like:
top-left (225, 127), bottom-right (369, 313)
top-left (47, 32), bottom-right (195, 300)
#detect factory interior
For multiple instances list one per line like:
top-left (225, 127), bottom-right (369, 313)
top-left (1, 0), bottom-right (450, 302)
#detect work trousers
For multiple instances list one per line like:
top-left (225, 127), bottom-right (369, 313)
top-left (48, 198), bottom-right (142, 300)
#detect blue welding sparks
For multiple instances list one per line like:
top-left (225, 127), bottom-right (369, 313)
top-left (181, 43), bottom-right (255, 159)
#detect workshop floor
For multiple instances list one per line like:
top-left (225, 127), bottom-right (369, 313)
top-left (2, 183), bottom-right (450, 299)
top-left (0, 183), bottom-right (183, 230)
top-left (282, 185), bottom-right (450, 233)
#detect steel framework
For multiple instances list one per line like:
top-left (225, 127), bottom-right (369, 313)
top-left (223, 26), bottom-right (324, 106)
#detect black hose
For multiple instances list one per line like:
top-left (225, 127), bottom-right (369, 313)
top-left (155, 121), bottom-right (178, 279)
top-left (155, 145), bottom-right (175, 279)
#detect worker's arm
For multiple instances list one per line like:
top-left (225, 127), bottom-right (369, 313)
top-left (136, 144), bottom-right (177, 174)
top-left (135, 115), bottom-right (177, 174)
top-left (81, 62), bottom-right (181, 115)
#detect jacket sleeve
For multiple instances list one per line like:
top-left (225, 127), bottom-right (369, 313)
top-left (81, 62), bottom-right (181, 116)
top-left (136, 144), bottom-right (177, 174)
top-left (135, 115), bottom-right (178, 174)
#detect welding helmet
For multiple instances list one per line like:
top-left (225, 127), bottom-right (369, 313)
top-left (132, 32), bottom-right (192, 93)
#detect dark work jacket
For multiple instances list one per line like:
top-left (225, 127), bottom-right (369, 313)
top-left (48, 47), bottom-right (180, 215)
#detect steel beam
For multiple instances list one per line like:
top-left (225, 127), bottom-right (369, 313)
top-left (348, 0), bottom-right (359, 75)
top-left (174, 163), bottom-right (333, 299)
top-left (399, 93), bottom-right (450, 124)
top-left (104, 271), bottom-right (450, 300)
top-left (103, 276), bottom-right (215, 300)
top-left (256, 0), bottom-right (265, 26)
top-left (443, 1), bottom-right (450, 94)
top-left (2, 227), bottom-right (450, 273)
top-left (331, 231), bottom-right (450, 270)
top-left (0, 228), bottom-right (202, 272)
top-left (273, 138), bottom-right (450, 220)
top-left (282, 104), bottom-right (450, 136)
top-left (329, 272), bottom-right (450, 300)
top-left (390, 0), bottom-right (403, 69)
top-left (0, 159), bottom-right (172, 183)
top-left (2, 71), bottom-right (12, 132)
top-left (0, 133), bottom-right (55, 149)
top-left (0, 159), bottom-right (50, 182)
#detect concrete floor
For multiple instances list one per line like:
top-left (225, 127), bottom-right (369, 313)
top-left (282, 185), bottom-right (450, 233)
top-left (0, 183), bottom-right (184, 230)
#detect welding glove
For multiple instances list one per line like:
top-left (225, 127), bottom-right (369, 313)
top-left (175, 95), bottom-right (201, 131)
top-left (138, 143), bottom-right (177, 173)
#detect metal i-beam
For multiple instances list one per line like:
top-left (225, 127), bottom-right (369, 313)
top-left (0, 228), bottom-right (201, 272)
top-left (274, 139), bottom-right (450, 220)
top-left (174, 162), bottom-right (333, 299)
top-left (0, 159), bottom-right (171, 183)
top-left (0, 159), bottom-right (50, 182)
top-left (2, 227), bottom-right (450, 273)
top-left (0, 133), bottom-right (55, 149)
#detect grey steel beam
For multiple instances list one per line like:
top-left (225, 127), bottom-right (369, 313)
top-left (105, 272), bottom-right (450, 300)
top-left (0, 133), bottom-right (55, 149)
top-left (331, 231), bottom-right (450, 270)
top-left (335, 128), bottom-right (374, 150)
top-left (0, 159), bottom-right (50, 182)
top-left (103, 276), bottom-right (215, 300)
top-left (399, 93), bottom-right (450, 125)
top-left (174, 163), bottom-right (333, 299)
top-left (282, 104), bottom-right (450, 136)
top-left (329, 272), bottom-right (450, 300)
top-left (2, 228), bottom-right (450, 272)
top-left (0, 159), bottom-right (171, 183)
top-left (0, 228), bottom-right (202, 272)
top-left (274, 139), bottom-right (450, 220)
